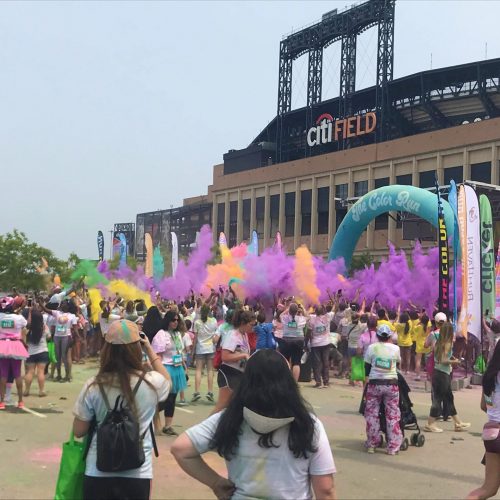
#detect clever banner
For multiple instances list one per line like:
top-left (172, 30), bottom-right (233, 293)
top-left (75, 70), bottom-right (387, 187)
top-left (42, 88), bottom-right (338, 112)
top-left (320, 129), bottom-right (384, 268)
top-left (480, 194), bottom-right (495, 318)
top-left (435, 177), bottom-right (449, 315)
top-left (328, 185), bottom-right (456, 269)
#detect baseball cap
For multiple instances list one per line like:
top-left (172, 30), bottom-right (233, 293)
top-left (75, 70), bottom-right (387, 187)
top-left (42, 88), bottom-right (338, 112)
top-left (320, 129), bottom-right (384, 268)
top-left (435, 312), bottom-right (447, 323)
top-left (105, 319), bottom-right (141, 345)
top-left (376, 324), bottom-right (392, 339)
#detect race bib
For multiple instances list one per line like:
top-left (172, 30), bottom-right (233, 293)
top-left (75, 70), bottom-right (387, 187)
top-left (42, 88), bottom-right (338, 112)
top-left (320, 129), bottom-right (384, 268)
top-left (287, 321), bottom-right (297, 329)
top-left (56, 324), bottom-right (67, 333)
top-left (172, 353), bottom-right (183, 366)
top-left (0, 320), bottom-right (14, 329)
top-left (315, 325), bottom-right (326, 333)
top-left (374, 357), bottom-right (393, 370)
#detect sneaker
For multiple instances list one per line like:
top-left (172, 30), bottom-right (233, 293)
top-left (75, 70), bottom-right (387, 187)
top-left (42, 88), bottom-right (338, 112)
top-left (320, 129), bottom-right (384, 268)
top-left (414, 375), bottom-right (421, 381)
top-left (38, 392), bottom-right (47, 398)
top-left (206, 392), bottom-right (214, 402)
top-left (161, 426), bottom-right (178, 436)
top-left (312, 383), bottom-right (322, 388)
top-left (423, 425), bottom-right (443, 433)
top-left (191, 392), bottom-right (201, 402)
top-left (17, 401), bottom-right (25, 409)
top-left (455, 422), bottom-right (471, 431)
top-left (55, 375), bottom-right (62, 382)
top-left (387, 450), bottom-right (399, 456)
top-left (367, 447), bottom-right (375, 454)
top-left (0, 402), bottom-right (5, 410)
top-left (177, 400), bottom-right (188, 406)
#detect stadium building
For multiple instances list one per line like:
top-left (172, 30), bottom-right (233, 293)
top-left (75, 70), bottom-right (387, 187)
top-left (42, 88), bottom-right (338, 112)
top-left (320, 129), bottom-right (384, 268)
top-left (131, 0), bottom-right (500, 261)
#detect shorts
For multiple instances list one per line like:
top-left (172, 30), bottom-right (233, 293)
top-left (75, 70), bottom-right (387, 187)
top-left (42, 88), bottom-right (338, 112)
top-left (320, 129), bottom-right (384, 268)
top-left (483, 422), bottom-right (500, 454)
top-left (83, 476), bottom-right (151, 500)
top-left (195, 353), bottom-right (214, 361)
top-left (347, 347), bottom-right (358, 358)
top-left (217, 364), bottom-right (244, 391)
top-left (280, 338), bottom-right (305, 366)
top-left (0, 358), bottom-right (22, 379)
top-left (26, 352), bottom-right (50, 365)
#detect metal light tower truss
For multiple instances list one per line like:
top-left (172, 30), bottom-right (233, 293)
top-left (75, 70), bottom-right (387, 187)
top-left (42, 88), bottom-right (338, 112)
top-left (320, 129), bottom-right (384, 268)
top-left (276, 0), bottom-right (396, 161)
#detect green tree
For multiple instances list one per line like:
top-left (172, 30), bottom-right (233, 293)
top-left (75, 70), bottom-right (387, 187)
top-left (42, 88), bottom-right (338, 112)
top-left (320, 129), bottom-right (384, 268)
top-left (349, 252), bottom-right (374, 275)
top-left (0, 230), bottom-right (79, 292)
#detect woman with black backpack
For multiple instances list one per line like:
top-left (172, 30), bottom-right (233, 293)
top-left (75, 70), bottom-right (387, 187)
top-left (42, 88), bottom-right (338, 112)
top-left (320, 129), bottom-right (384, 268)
top-left (73, 319), bottom-right (171, 500)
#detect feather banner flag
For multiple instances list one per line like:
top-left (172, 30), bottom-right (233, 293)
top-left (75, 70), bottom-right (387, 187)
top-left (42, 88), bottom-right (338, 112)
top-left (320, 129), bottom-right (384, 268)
top-left (218, 231), bottom-right (228, 249)
top-left (480, 194), bottom-right (495, 319)
top-left (171, 232), bottom-right (179, 276)
top-left (153, 245), bottom-right (164, 283)
top-left (145, 233), bottom-right (153, 278)
top-left (248, 230), bottom-right (259, 256)
top-left (97, 231), bottom-right (104, 262)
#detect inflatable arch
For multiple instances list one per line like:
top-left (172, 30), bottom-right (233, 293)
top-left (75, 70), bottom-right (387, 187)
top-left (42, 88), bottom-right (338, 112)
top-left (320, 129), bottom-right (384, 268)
top-left (328, 185), bottom-right (456, 268)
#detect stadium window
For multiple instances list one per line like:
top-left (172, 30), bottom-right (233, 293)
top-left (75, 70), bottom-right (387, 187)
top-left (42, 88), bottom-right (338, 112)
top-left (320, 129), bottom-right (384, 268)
top-left (374, 177), bottom-right (389, 230)
top-left (217, 203), bottom-right (225, 235)
top-left (256, 197), bottom-right (265, 239)
top-left (444, 166), bottom-right (463, 185)
top-left (317, 187), bottom-right (329, 235)
top-left (229, 201), bottom-right (237, 247)
top-left (396, 174), bottom-right (412, 185)
top-left (335, 184), bottom-right (348, 230)
top-left (419, 170), bottom-right (436, 189)
top-left (335, 183), bottom-right (348, 204)
top-left (242, 199), bottom-right (251, 240)
top-left (471, 162), bottom-right (491, 184)
top-left (285, 192), bottom-right (296, 237)
top-left (354, 180), bottom-right (368, 198)
top-left (301, 190), bottom-right (312, 236)
top-left (270, 194), bottom-right (280, 238)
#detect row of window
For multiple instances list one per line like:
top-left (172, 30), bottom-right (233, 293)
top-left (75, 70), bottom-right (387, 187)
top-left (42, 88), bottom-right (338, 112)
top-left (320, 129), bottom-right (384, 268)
top-left (217, 162), bottom-right (492, 241)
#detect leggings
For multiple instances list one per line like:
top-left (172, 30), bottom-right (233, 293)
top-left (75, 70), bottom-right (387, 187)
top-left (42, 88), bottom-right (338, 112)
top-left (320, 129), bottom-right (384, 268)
top-left (83, 476), bottom-right (151, 500)
top-left (311, 345), bottom-right (330, 385)
top-left (163, 392), bottom-right (177, 418)
top-left (430, 369), bottom-right (457, 419)
top-left (54, 336), bottom-right (70, 374)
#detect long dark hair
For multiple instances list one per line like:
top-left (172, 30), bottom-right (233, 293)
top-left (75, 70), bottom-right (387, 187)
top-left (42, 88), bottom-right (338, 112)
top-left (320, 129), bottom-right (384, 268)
top-left (399, 312), bottom-right (410, 334)
top-left (211, 350), bottom-right (317, 460)
top-left (483, 340), bottom-right (500, 397)
top-left (161, 310), bottom-right (179, 331)
top-left (142, 306), bottom-right (163, 341)
top-left (27, 309), bottom-right (44, 345)
top-left (91, 342), bottom-right (153, 416)
top-left (200, 304), bottom-right (210, 323)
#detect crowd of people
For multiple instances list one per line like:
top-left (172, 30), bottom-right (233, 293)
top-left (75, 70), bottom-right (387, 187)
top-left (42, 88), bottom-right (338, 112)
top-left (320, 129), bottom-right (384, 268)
top-left (0, 284), bottom-right (499, 499)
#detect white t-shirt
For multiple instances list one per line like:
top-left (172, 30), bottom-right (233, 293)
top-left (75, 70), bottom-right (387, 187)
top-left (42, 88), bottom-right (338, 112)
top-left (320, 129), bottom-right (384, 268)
top-left (308, 315), bottom-right (330, 347)
top-left (194, 317), bottom-right (218, 354)
top-left (281, 313), bottom-right (307, 339)
top-left (27, 328), bottom-right (49, 356)
top-left (151, 329), bottom-right (184, 365)
top-left (186, 411), bottom-right (336, 500)
top-left (364, 342), bottom-right (401, 380)
top-left (221, 329), bottom-right (250, 372)
top-left (98, 313), bottom-right (121, 337)
top-left (73, 371), bottom-right (170, 479)
top-left (0, 313), bottom-right (27, 340)
top-left (51, 311), bottom-right (77, 337)
top-left (486, 373), bottom-right (500, 423)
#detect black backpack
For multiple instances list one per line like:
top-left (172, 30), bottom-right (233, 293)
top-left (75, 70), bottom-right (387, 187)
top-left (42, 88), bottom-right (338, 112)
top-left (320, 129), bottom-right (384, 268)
top-left (95, 378), bottom-right (158, 472)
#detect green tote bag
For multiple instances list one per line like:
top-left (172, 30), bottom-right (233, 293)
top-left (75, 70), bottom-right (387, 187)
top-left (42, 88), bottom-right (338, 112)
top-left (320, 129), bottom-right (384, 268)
top-left (54, 432), bottom-right (87, 500)
top-left (350, 355), bottom-right (366, 382)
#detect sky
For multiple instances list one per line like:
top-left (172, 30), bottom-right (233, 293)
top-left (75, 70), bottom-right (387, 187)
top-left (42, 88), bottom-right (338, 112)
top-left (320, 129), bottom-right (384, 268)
top-left (1, 0), bottom-right (499, 260)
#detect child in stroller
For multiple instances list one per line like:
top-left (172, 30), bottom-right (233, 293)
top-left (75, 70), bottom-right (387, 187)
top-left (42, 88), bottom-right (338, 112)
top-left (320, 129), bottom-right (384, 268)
top-left (361, 371), bottom-right (425, 451)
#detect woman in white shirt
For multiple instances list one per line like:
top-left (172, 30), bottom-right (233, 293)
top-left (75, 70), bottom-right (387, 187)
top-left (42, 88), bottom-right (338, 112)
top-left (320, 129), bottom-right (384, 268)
top-left (24, 307), bottom-right (49, 397)
top-left (172, 349), bottom-right (336, 500)
top-left (73, 320), bottom-right (170, 500)
top-left (279, 303), bottom-right (308, 382)
top-left (467, 340), bottom-right (500, 500)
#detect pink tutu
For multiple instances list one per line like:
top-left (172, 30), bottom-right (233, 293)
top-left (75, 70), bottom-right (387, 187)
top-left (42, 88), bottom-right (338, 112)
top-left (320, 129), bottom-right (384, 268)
top-left (0, 339), bottom-right (28, 360)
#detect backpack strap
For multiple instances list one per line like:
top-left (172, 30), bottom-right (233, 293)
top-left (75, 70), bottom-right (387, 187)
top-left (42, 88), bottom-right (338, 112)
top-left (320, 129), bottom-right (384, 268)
top-left (149, 423), bottom-right (159, 458)
top-left (98, 383), bottom-right (111, 411)
top-left (132, 377), bottom-right (143, 397)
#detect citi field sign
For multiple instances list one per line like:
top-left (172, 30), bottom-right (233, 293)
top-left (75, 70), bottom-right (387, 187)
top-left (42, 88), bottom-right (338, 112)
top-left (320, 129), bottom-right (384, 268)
top-left (306, 111), bottom-right (377, 147)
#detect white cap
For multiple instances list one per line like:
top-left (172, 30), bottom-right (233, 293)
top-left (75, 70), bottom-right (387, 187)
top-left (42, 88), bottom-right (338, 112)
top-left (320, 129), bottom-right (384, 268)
top-left (435, 312), bottom-right (447, 323)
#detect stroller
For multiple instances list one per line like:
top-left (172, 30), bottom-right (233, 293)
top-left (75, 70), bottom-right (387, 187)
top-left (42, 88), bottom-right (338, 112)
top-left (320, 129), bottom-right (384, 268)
top-left (360, 371), bottom-right (425, 451)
